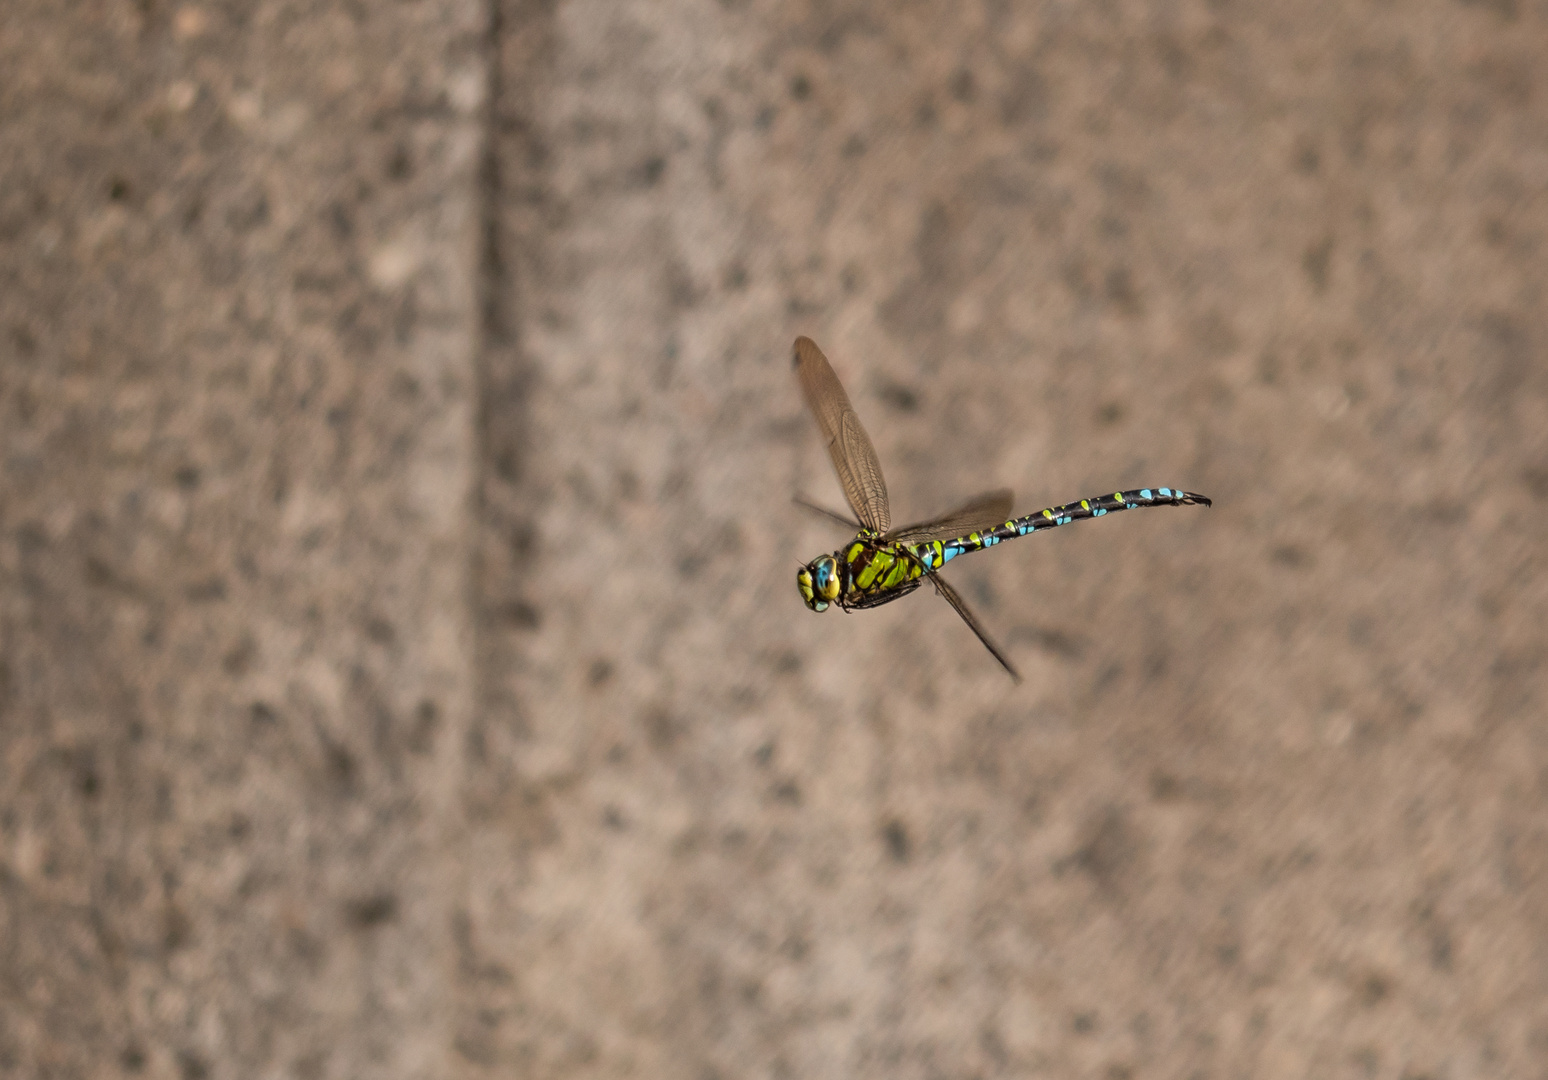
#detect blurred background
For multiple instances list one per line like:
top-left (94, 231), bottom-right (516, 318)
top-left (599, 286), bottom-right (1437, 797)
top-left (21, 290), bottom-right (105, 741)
top-left (3, 0), bottom-right (1546, 1077)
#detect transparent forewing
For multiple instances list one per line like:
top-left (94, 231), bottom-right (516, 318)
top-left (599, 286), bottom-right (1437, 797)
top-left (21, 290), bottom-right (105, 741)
top-left (793, 337), bottom-right (891, 534)
top-left (791, 494), bottom-right (862, 530)
top-left (930, 574), bottom-right (1020, 681)
top-left (887, 489), bottom-right (1015, 544)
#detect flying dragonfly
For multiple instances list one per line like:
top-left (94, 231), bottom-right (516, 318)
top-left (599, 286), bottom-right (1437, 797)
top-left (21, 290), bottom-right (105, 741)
top-left (792, 336), bottom-right (1210, 680)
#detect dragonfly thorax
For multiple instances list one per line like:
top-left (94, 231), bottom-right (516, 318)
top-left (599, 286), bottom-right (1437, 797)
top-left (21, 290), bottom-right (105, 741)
top-left (797, 553), bottom-right (844, 612)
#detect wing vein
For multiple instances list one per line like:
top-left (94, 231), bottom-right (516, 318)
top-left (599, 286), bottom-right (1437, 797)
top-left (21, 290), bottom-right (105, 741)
top-left (793, 337), bottom-right (891, 534)
top-left (887, 489), bottom-right (1015, 543)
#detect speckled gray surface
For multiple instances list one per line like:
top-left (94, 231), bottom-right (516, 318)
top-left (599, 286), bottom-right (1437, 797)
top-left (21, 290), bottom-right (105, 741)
top-left (4, 0), bottom-right (1548, 1078)
top-left (1, 1), bottom-right (483, 1077)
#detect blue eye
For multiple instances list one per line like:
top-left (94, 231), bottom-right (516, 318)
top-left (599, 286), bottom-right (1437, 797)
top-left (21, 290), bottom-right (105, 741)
top-left (817, 564), bottom-right (830, 587)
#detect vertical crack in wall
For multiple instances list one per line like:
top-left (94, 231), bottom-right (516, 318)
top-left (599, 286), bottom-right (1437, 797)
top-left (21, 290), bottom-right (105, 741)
top-left (456, 0), bottom-right (556, 1070)
top-left (478, 0), bottom-right (509, 357)
top-left (469, 0), bottom-right (558, 731)
top-left (469, 0), bottom-right (504, 717)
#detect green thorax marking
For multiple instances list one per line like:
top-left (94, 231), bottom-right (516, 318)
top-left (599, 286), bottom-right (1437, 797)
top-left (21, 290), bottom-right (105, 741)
top-left (842, 533), bottom-right (927, 599)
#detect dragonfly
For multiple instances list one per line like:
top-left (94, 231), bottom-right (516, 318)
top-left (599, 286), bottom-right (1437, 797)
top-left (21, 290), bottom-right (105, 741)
top-left (793, 336), bottom-right (1210, 680)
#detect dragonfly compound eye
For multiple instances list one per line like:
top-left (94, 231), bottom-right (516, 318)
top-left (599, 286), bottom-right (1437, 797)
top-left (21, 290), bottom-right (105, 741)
top-left (796, 566), bottom-right (821, 611)
top-left (813, 556), bottom-right (841, 601)
top-left (797, 560), bottom-right (837, 612)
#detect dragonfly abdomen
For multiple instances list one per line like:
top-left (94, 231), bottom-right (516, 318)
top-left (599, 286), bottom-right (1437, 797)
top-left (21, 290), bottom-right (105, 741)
top-left (910, 486), bottom-right (1210, 570)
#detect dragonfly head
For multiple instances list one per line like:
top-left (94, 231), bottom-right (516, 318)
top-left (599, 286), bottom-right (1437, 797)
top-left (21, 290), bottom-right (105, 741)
top-left (797, 554), bottom-right (843, 612)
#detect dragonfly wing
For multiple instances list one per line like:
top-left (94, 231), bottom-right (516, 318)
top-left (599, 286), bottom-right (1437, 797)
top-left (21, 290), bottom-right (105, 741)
top-left (793, 337), bottom-right (891, 534)
top-left (929, 573), bottom-right (1021, 681)
top-left (792, 494), bottom-right (862, 531)
top-left (887, 488), bottom-right (1015, 544)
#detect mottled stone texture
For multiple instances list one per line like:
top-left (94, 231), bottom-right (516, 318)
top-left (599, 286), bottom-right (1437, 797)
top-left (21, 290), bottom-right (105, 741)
top-left (4, 0), bottom-right (1547, 1078)
top-left (0, 1), bottom-right (484, 1077)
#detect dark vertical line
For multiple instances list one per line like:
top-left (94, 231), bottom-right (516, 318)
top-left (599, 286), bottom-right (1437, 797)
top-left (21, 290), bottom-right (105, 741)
top-left (471, 0), bottom-right (505, 688)
top-left (455, 0), bottom-right (505, 1056)
top-left (443, 7), bottom-right (507, 1066)
top-left (479, 0), bottom-right (508, 353)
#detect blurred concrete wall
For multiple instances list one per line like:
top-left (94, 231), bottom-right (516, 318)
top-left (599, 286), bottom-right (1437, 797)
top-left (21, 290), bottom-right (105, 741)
top-left (4, 1), bottom-right (1547, 1078)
